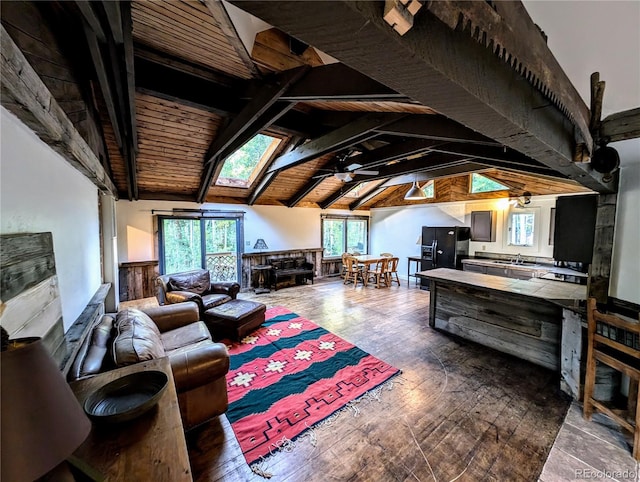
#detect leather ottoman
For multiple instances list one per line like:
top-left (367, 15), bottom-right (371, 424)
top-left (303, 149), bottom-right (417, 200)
top-left (203, 299), bottom-right (266, 341)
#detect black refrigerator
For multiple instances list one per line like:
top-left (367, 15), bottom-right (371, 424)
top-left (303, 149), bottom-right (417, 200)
top-left (420, 226), bottom-right (471, 289)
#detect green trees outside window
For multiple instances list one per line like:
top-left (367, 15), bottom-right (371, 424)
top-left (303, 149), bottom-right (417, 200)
top-left (322, 217), bottom-right (368, 257)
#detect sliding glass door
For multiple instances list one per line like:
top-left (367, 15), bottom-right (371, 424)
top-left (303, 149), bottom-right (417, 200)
top-left (159, 215), bottom-right (243, 283)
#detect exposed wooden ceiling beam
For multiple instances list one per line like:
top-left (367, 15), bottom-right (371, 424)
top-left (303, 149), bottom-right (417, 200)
top-left (342, 137), bottom-right (442, 171)
top-left (197, 67), bottom-right (309, 203)
top-left (247, 136), bottom-right (303, 205)
top-left (75, 0), bottom-right (106, 42)
top-left (267, 112), bottom-right (406, 174)
top-left (202, 0), bottom-right (262, 79)
top-left (600, 107), bottom-right (640, 143)
top-left (102, 1), bottom-right (123, 44)
top-left (1, 25), bottom-right (117, 197)
top-left (78, 1), bottom-right (138, 199)
top-left (348, 186), bottom-right (388, 210)
top-left (376, 115), bottom-right (501, 146)
top-left (323, 160), bottom-right (488, 209)
top-left (230, 1), bottom-right (612, 193)
top-left (134, 56), bottom-right (318, 138)
top-left (272, 63), bottom-right (408, 101)
top-left (287, 176), bottom-right (330, 208)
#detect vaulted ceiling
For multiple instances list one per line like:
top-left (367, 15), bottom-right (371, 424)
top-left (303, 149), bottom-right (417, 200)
top-left (4, 1), bottom-right (633, 210)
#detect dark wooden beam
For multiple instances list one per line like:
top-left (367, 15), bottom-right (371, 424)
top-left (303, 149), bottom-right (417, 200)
top-left (1, 25), bottom-right (117, 196)
top-left (600, 107), bottom-right (640, 143)
top-left (318, 184), bottom-right (361, 209)
top-left (121, 2), bottom-right (138, 150)
top-left (267, 112), bottom-right (406, 173)
top-left (75, 0), bottom-right (106, 42)
top-left (202, 0), bottom-right (262, 79)
top-left (286, 176), bottom-right (327, 207)
top-left (230, 1), bottom-right (612, 192)
top-left (134, 56), bottom-right (318, 138)
top-left (247, 137), bottom-right (303, 205)
top-left (196, 67), bottom-right (308, 203)
top-left (376, 115), bottom-right (500, 145)
top-left (341, 137), bottom-right (442, 171)
top-left (102, 1), bottom-right (123, 44)
top-left (273, 63), bottom-right (407, 101)
top-left (82, 22), bottom-right (122, 148)
top-left (349, 186), bottom-right (388, 210)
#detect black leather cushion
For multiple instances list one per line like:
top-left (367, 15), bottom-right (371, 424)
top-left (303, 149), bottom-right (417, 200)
top-left (202, 293), bottom-right (232, 311)
top-left (169, 270), bottom-right (210, 295)
top-left (271, 260), bottom-right (283, 270)
top-left (295, 257), bottom-right (306, 267)
top-left (283, 259), bottom-right (295, 269)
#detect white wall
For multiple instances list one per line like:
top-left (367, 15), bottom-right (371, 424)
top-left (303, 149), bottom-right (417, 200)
top-left (609, 139), bottom-right (640, 304)
top-left (371, 196), bottom-right (559, 281)
top-left (116, 199), bottom-right (367, 263)
top-left (0, 107), bottom-right (102, 330)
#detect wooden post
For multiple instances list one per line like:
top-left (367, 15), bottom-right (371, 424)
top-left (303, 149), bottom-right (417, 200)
top-left (589, 193), bottom-right (617, 303)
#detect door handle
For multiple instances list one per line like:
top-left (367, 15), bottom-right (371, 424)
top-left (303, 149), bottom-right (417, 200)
top-left (437, 250), bottom-right (443, 254)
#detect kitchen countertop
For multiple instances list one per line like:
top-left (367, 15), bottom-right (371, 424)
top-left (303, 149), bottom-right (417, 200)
top-left (419, 268), bottom-right (588, 303)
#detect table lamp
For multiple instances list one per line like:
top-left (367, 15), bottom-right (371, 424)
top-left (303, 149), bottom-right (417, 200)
top-left (1, 336), bottom-right (92, 482)
top-left (253, 238), bottom-right (268, 251)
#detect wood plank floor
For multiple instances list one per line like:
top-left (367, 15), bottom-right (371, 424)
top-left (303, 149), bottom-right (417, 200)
top-left (186, 279), bottom-right (570, 481)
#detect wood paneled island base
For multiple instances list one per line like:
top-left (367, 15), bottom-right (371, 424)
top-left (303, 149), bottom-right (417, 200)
top-left (422, 268), bottom-right (587, 371)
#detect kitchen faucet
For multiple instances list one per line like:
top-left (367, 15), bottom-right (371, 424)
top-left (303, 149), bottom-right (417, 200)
top-left (510, 253), bottom-right (522, 264)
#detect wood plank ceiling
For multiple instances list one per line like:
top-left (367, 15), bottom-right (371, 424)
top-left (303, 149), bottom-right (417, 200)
top-left (2, 0), bottom-right (599, 209)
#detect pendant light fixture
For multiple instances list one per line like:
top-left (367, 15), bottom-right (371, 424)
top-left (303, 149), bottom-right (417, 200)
top-left (404, 180), bottom-right (427, 200)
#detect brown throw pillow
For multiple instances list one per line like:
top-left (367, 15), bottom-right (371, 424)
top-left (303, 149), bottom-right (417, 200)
top-left (112, 308), bottom-right (165, 366)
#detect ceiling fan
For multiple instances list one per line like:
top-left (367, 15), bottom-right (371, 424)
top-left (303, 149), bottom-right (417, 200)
top-left (313, 153), bottom-right (379, 182)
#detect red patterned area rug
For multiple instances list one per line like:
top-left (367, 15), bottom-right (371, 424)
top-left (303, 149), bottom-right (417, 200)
top-left (223, 306), bottom-right (400, 468)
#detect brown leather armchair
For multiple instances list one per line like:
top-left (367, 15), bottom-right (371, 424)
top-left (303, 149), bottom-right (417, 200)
top-left (69, 302), bottom-right (229, 430)
top-left (156, 269), bottom-right (240, 316)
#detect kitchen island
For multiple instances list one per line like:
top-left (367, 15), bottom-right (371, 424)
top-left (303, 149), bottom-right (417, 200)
top-left (420, 268), bottom-right (587, 372)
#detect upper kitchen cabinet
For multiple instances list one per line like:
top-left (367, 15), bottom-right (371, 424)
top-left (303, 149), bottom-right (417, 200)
top-left (553, 194), bottom-right (598, 264)
top-left (470, 211), bottom-right (495, 242)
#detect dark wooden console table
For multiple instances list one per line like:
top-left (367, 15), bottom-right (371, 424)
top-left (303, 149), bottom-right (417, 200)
top-left (70, 357), bottom-right (192, 481)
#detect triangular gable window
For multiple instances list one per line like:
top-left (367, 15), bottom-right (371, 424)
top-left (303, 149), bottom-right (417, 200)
top-left (422, 180), bottom-right (435, 198)
top-left (470, 173), bottom-right (510, 193)
top-left (216, 134), bottom-right (281, 188)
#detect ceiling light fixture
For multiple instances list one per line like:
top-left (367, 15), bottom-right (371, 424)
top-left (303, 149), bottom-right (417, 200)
top-left (404, 181), bottom-right (427, 200)
top-left (334, 172), bottom-right (353, 182)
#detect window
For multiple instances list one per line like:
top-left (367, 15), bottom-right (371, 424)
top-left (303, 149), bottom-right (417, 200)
top-left (422, 180), bottom-right (435, 198)
top-left (216, 134), bottom-right (281, 188)
top-left (508, 211), bottom-right (536, 247)
top-left (158, 213), bottom-right (244, 282)
top-left (322, 216), bottom-right (369, 257)
top-left (344, 181), bottom-right (378, 198)
top-left (470, 173), bottom-right (510, 193)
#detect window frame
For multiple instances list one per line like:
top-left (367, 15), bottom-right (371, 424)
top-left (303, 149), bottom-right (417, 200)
top-left (321, 215), bottom-right (370, 259)
top-left (215, 133), bottom-right (283, 188)
top-left (505, 207), bottom-right (539, 249)
top-left (469, 173), bottom-right (511, 194)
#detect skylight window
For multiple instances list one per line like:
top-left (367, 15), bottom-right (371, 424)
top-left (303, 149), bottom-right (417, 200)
top-left (470, 173), bottom-right (510, 193)
top-left (216, 134), bottom-right (281, 188)
top-left (344, 181), bottom-right (378, 198)
top-left (422, 180), bottom-right (434, 198)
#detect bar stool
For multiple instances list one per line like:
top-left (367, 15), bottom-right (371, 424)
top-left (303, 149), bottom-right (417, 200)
top-left (583, 297), bottom-right (640, 460)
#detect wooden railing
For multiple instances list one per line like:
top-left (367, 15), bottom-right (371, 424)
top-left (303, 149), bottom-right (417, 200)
top-left (205, 252), bottom-right (238, 282)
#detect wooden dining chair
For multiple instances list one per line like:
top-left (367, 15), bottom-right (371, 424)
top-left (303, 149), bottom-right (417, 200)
top-left (385, 257), bottom-right (400, 286)
top-left (343, 256), bottom-right (366, 289)
top-left (367, 258), bottom-right (389, 288)
top-left (583, 297), bottom-right (639, 461)
top-left (341, 252), bottom-right (350, 279)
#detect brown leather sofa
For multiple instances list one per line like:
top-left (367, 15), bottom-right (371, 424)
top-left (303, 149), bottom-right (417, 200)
top-left (156, 269), bottom-right (240, 316)
top-left (68, 302), bottom-right (229, 431)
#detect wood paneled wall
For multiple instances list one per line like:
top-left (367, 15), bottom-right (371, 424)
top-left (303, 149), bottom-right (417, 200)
top-left (119, 260), bottom-right (159, 301)
top-left (0, 233), bottom-right (64, 358)
top-left (241, 248), bottom-right (323, 289)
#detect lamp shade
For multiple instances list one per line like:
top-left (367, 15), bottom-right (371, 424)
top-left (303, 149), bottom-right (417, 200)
top-left (404, 181), bottom-right (427, 200)
top-left (1, 337), bottom-right (91, 482)
top-left (253, 238), bottom-right (268, 250)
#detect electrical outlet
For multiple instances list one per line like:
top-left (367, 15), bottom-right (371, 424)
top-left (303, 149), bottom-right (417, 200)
top-left (482, 245), bottom-right (486, 250)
